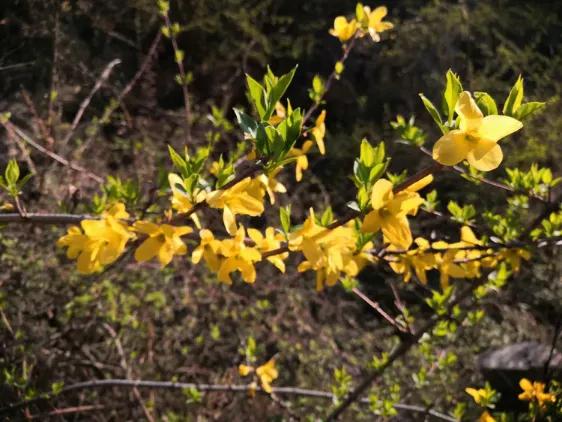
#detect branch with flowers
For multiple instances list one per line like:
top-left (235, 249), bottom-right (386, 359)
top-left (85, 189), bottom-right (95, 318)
top-left (1, 2), bottom-right (560, 421)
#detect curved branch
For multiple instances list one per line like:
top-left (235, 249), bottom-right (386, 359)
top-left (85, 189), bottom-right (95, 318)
top-left (0, 378), bottom-right (456, 421)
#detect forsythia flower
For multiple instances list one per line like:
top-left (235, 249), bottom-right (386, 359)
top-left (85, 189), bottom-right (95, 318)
top-left (238, 358), bottom-right (279, 394)
top-left (433, 226), bottom-right (484, 288)
top-left (465, 386), bottom-right (494, 406)
top-left (291, 209), bottom-right (373, 291)
top-left (518, 378), bottom-right (556, 407)
top-left (479, 411), bottom-right (496, 422)
top-left (248, 227), bottom-right (288, 272)
top-left (290, 140), bottom-right (314, 182)
top-left (329, 16), bottom-right (358, 42)
top-left (308, 110), bottom-right (326, 155)
top-left (133, 221), bottom-right (192, 266)
top-left (168, 173), bottom-right (206, 213)
top-left (257, 170), bottom-right (287, 204)
top-left (499, 248), bottom-right (531, 272)
top-left (362, 5), bottom-right (394, 41)
top-left (207, 177), bottom-right (265, 235)
top-left (256, 358), bottom-right (279, 393)
top-left (217, 226), bottom-right (261, 284)
top-left (361, 176), bottom-right (432, 249)
top-left (57, 203), bottom-right (133, 274)
top-left (192, 229), bottom-right (222, 272)
top-left (433, 91), bottom-right (523, 171)
top-left (388, 237), bottom-right (436, 284)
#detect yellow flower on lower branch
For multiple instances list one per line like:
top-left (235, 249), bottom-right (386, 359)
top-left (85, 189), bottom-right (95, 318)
top-left (192, 229), bottom-right (223, 272)
top-left (133, 221), bottom-right (192, 267)
top-left (57, 203), bottom-right (133, 274)
top-left (388, 237), bottom-right (436, 284)
top-left (518, 378), bottom-right (556, 407)
top-left (361, 176), bottom-right (431, 249)
top-left (289, 140), bottom-right (314, 182)
top-left (256, 358), bottom-right (278, 394)
top-left (206, 177), bottom-right (265, 235)
top-left (248, 227), bottom-right (288, 273)
top-left (238, 358), bottom-right (279, 395)
top-left (217, 226), bottom-right (261, 284)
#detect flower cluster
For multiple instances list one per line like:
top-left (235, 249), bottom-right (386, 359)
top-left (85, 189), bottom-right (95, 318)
top-left (330, 4), bottom-right (393, 43)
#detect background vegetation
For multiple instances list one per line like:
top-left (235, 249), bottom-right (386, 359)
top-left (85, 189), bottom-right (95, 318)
top-left (0, 0), bottom-right (560, 420)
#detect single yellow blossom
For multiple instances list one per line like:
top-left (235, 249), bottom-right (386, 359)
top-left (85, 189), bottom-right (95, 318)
top-left (329, 16), bottom-right (358, 42)
top-left (479, 411), bottom-right (496, 422)
top-left (192, 229), bottom-right (222, 272)
top-left (207, 177), bottom-right (265, 235)
top-left (363, 5), bottom-right (394, 41)
top-left (499, 248), bottom-right (531, 272)
top-left (57, 203), bottom-right (133, 274)
top-left (289, 140), bottom-right (314, 182)
top-left (168, 173), bottom-right (206, 213)
top-left (248, 227), bottom-right (288, 272)
top-left (238, 364), bottom-right (254, 377)
top-left (257, 170), bottom-right (287, 204)
top-left (217, 226), bottom-right (262, 284)
top-left (256, 358), bottom-right (278, 394)
top-left (518, 378), bottom-right (556, 407)
top-left (433, 91), bottom-right (523, 171)
top-left (388, 237), bottom-right (436, 284)
top-left (133, 221), bottom-right (192, 267)
top-left (308, 110), bottom-right (326, 155)
top-left (361, 176), bottom-right (431, 249)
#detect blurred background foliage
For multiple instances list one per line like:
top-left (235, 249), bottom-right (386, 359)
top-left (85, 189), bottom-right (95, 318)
top-left (0, 0), bottom-right (560, 420)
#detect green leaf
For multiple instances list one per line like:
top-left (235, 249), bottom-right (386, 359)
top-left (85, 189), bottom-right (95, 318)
top-left (233, 108), bottom-right (258, 137)
top-left (474, 91), bottom-right (498, 115)
top-left (246, 74), bottom-right (266, 119)
top-left (502, 75), bottom-right (524, 116)
top-left (5, 160), bottom-right (20, 186)
top-left (443, 69), bottom-right (463, 125)
top-left (321, 206), bottom-right (334, 226)
top-left (419, 94), bottom-right (445, 134)
top-left (264, 66), bottom-right (297, 120)
top-left (514, 101), bottom-right (545, 120)
top-left (168, 145), bottom-right (187, 174)
top-left (280, 205), bottom-right (291, 233)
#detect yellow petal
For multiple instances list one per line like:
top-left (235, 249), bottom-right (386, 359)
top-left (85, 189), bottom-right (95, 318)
top-left (432, 130), bottom-right (471, 166)
top-left (477, 115), bottom-right (523, 143)
top-left (134, 237), bottom-right (162, 262)
top-left (382, 215), bottom-right (413, 249)
top-left (467, 142), bottom-right (503, 171)
top-left (371, 178), bottom-right (394, 210)
top-left (239, 364), bottom-right (254, 377)
top-left (405, 174), bottom-right (433, 193)
top-left (370, 6), bottom-right (388, 22)
top-left (456, 91), bottom-right (483, 132)
top-left (223, 205), bottom-right (237, 235)
top-left (361, 211), bottom-right (382, 233)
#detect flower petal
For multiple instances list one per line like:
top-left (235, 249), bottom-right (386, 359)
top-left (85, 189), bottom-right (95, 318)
top-left (432, 130), bottom-right (471, 166)
top-left (370, 178), bottom-right (394, 210)
top-left (467, 142), bottom-right (503, 171)
top-left (477, 115), bottom-right (523, 143)
top-left (456, 91), bottom-right (483, 132)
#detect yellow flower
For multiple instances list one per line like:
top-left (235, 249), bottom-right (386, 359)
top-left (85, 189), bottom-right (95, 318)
top-left (257, 170), bottom-right (287, 204)
top-left (289, 140), bottom-right (314, 182)
top-left (292, 209), bottom-right (367, 291)
top-left (434, 226), bottom-right (484, 287)
top-left (388, 237), bottom-right (436, 284)
top-left (256, 358), bottom-right (278, 394)
top-left (329, 16), bottom-right (358, 42)
top-left (133, 221), bottom-right (192, 267)
top-left (238, 364), bottom-right (254, 377)
top-left (207, 177), bottom-right (265, 235)
top-left (433, 91), bottom-right (523, 171)
top-left (192, 229), bottom-right (222, 272)
top-left (57, 203), bottom-right (133, 274)
top-left (465, 387), bottom-right (491, 406)
top-left (363, 5), bottom-right (394, 41)
top-left (361, 176), bottom-right (431, 249)
top-left (168, 173), bottom-right (206, 213)
top-left (308, 110), bottom-right (326, 155)
top-left (479, 411), bottom-right (496, 422)
top-left (248, 227), bottom-right (288, 273)
top-left (217, 226), bottom-right (262, 284)
top-left (518, 378), bottom-right (556, 407)
top-left (499, 248), bottom-right (531, 272)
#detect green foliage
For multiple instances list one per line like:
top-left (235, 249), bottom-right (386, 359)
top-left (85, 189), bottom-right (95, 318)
top-left (352, 140), bottom-right (388, 210)
top-left (391, 115), bottom-right (427, 147)
top-left (0, 160), bottom-right (32, 198)
top-left (447, 201), bottom-right (476, 224)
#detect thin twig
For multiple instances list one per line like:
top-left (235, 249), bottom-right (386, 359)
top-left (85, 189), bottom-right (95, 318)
top-left (352, 287), bottom-right (409, 333)
top-left (3, 122), bottom-right (103, 183)
top-left (61, 59), bottom-right (121, 145)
